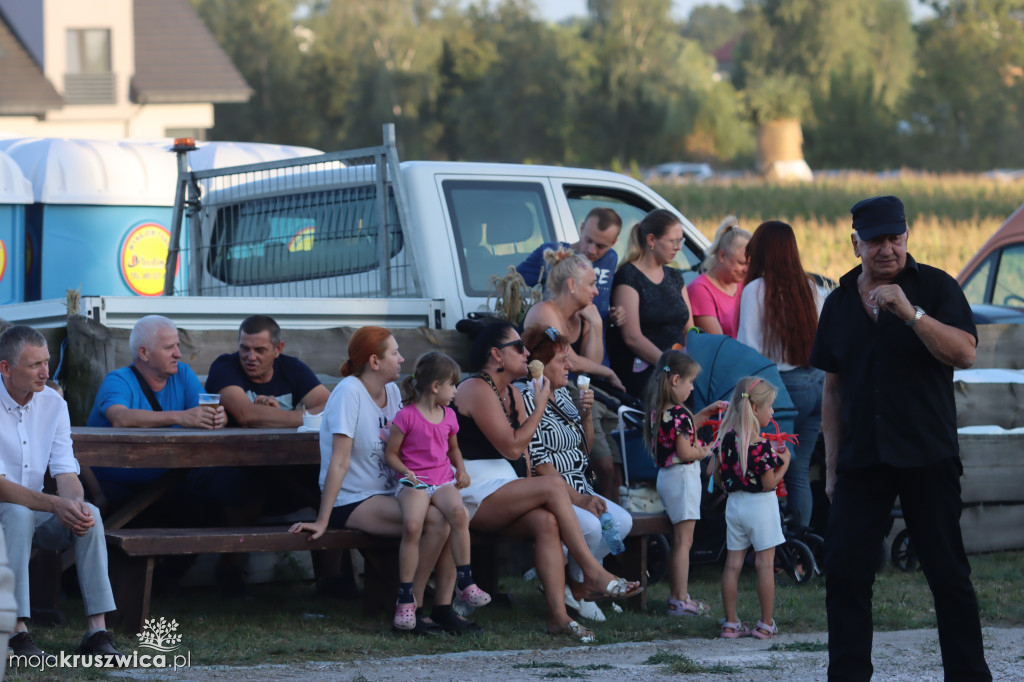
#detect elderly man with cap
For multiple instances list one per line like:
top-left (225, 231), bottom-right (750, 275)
top-left (809, 196), bottom-right (990, 681)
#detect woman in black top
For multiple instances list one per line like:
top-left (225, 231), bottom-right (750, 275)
top-left (608, 209), bottom-right (695, 397)
top-left (454, 320), bottom-right (642, 642)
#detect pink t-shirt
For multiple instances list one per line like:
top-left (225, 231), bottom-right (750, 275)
top-left (393, 404), bottom-right (458, 486)
top-left (686, 273), bottom-right (743, 338)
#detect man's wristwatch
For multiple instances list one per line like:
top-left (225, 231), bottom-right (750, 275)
top-left (907, 305), bottom-right (926, 327)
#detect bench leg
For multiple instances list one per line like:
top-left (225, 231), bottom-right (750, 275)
top-left (108, 551), bottom-right (154, 636)
top-left (621, 534), bottom-right (649, 612)
top-left (359, 547), bottom-right (398, 617)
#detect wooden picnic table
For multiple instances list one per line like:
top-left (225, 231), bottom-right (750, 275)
top-left (67, 427), bottom-right (329, 633)
top-left (71, 427), bottom-right (321, 469)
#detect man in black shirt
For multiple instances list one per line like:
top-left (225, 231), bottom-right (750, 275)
top-left (810, 195), bottom-right (990, 682)
top-left (206, 315), bottom-right (329, 428)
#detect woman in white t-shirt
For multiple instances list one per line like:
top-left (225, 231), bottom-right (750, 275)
top-left (736, 221), bottom-right (825, 531)
top-left (289, 326), bottom-right (472, 634)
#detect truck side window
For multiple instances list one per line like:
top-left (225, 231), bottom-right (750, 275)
top-left (564, 186), bottom-right (703, 282)
top-left (991, 244), bottom-right (1024, 308)
top-left (205, 186), bottom-right (404, 293)
top-left (444, 180), bottom-right (554, 296)
top-left (961, 255), bottom-right (994, 305)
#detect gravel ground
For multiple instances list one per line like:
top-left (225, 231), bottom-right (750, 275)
top-left (115, 627), bottom-right (1021, 681)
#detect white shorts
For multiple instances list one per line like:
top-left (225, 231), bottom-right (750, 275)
top-left (725, 491), bottom-right (785, 552)
top-left (656, 462), bottom-right (701, 523)
top-left (395, 479), bottom-right (455, 499)
top-left (459, 459), bottom-right (518, 519)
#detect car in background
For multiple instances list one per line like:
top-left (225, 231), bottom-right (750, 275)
top-left (958, 203), bottom-right (1024, 324)
top-left (649, 162), bottom-right (713, 182)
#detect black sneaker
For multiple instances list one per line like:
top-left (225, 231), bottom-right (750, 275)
top-left (8, 631), bottom-right (57, 665)
top-left (432, 608), bottom-right (483, 635)
top-left (407, 610), bottom-right (446, 637)
top-left (78, 630), bottom-right (123, 658)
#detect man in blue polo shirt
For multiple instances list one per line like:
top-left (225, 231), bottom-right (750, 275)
top-left (517, 207), bottom-right (624, 328)
top-left (810, 196), bottom-right (990, 681)
top-left (205, 315), bottom-right (329, 428)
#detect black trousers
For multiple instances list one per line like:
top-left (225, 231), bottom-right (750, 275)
top-left (824, 458), bottom-right (991, 682)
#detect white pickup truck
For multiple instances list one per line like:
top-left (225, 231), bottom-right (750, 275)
top-left (1, 125), bottom-right (709, 330)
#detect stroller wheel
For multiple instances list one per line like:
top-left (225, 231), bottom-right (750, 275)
top-left (890, 528), bottom-right (919, 572)
top-left (775, 538), bottom-right (817, 586)
top-left (646, 533), bottom-right (670, 585)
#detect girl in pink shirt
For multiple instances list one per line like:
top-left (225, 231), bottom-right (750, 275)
top-left (384, 351), bottom-right (490, 630)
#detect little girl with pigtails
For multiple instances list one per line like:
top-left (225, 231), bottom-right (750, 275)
top-left (711, 376), bottom-right (789, 640)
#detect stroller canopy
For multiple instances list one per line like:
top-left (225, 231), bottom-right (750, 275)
top-left (684, 330), bottom-right (797, 435)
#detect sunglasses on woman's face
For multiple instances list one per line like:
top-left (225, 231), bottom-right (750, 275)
top-left (496, 339), bottom-right (526, 354)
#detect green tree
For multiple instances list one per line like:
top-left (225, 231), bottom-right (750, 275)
top-left (582, 0), bottom-right (751, 165)
top-left (434, 0), bottom-right (591, 163)
top-left (682, 4), bottom-right (743, 54)
top-left (303, 0), bottom-right (448, 156)
top-left (903, 0), bottom-right (1024, 170)
top-left (193, 0), bottom-right (320, 147)
top-left (735, 0), bottom-right (916, 112)
top-left (804, 67), bottom-right (904, 169)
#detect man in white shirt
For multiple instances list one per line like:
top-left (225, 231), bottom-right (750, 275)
top-left (0, 325), bottom-right (121, 661)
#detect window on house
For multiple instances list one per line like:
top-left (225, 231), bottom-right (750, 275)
top-left (66, 29), bottom-right (111, 73)
top-left (65, 28), bottom-right (115, 104)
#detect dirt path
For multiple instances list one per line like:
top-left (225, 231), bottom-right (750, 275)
top-left (115, 627), bottom-right (1020, 681)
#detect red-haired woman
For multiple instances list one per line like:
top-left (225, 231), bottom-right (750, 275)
top-left (736, 221), bottom-right (825, 531)
top-left (289, 326), bottom-right (469, 634)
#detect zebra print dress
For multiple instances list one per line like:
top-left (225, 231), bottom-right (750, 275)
top-left (519, 383), bottom-right (594, 495)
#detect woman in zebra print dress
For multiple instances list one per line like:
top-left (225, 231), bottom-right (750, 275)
top-left (519, 325), bottom-right (634, 621)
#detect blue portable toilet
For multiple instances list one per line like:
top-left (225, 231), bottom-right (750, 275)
top-left (0, 149), bottom-right (33, 305)
top-left (0, 138), bottom-right (320, 300)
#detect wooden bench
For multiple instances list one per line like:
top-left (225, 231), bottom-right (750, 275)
top-left (105, 512), bottom-right (672, 634)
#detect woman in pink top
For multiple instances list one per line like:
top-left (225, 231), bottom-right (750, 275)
top-left (688, 217), bottom-right (751, 337)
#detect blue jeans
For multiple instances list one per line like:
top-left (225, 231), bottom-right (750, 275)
top-left (779, 366), bottom-right (823, 530)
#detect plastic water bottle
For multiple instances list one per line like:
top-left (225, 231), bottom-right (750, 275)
top-left (600, 512), bottom-right (626, 555)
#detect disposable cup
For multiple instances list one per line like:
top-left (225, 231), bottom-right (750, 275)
top-left (302, 410), bottom-right (323, 430)
top-left (198, 392), bottom-right (221, 406)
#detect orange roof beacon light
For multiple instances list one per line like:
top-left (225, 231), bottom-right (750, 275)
top-left (171, 137), bottom-right (198, 153)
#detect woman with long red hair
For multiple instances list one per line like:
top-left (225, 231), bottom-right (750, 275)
top-left (736, 221), bottom-right (825, 531)
top-left (290, 326), bottom-right (470, 634)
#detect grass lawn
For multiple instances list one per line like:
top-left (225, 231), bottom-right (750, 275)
top-left (10, 549), bottom-right (1023, 680)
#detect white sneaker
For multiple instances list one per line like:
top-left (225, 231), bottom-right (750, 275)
top-left (564, 586), bottom-right (606, 622)
top-left (577, 599), bottom-right (606, 622)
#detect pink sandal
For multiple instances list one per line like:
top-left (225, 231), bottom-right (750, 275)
top-left (667, 595), bottom-right (707, 616)
top-left (393, 600), bottom-right (417, 630)
top-left (721, 621), bottom-right (751, 639)
top-left (751, 619), bottom-right (778, 640)
top-left (455, 583), bottom-right (492, 607)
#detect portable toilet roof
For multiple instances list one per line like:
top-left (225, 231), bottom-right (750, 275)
top-left (0, 148), bottom-right (33, 204)
top-left (0, 137), bottom-right (177, 206)
top-left (0, 138), bottom-right (323, 206)
top-left (183, 140), bottom-right (322, 170)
